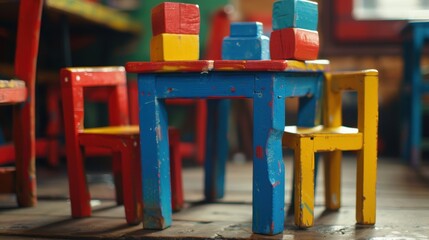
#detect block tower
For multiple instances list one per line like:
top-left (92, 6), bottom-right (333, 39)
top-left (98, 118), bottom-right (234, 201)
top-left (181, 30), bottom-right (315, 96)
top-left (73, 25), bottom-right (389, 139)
top-left (270, 0), bottom-right (319, 60)
top-left (151, 2), bottom-right (200, 61)
top-left (222, 22), bottom-right (270, 60)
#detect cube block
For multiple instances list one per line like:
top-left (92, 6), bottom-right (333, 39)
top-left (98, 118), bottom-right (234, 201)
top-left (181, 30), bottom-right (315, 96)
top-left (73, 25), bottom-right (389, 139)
top-left (222, 36), bottom-right (270, 60)
top-left (150, 33), bottom-right (199, 62)
top-left (230, 22), bottom-right (264, 37)
top-left (270, 28), bottom-right (319, 60)
top-left (272, 0), bottom-right (318, 31)
top-left (152, 2), bottom-right (200, 36)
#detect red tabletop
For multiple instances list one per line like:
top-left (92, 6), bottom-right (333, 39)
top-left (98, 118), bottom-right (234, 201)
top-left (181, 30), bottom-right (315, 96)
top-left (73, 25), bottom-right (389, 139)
top-left (125, 60), bottom-right (330, 73)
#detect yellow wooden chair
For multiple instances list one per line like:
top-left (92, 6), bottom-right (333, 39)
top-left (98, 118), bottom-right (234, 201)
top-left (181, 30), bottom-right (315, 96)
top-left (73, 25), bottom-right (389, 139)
top-left (283, 70), bottom-right (378, 228)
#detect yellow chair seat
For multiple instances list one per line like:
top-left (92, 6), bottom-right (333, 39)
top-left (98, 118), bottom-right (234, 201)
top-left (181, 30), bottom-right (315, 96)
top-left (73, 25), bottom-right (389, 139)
top-left (283, 125), bottom-right (362, 151)
top-left (82, 125), bottom-right (139, 135)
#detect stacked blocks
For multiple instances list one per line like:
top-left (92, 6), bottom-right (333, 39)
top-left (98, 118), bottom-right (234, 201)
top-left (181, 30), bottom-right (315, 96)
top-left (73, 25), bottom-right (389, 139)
top-left (270, 0), bottom-right (319, 60)
top-left (151, 2), bottom-right (200, 61)
top-left (222, 22), bottom-right (270, 60)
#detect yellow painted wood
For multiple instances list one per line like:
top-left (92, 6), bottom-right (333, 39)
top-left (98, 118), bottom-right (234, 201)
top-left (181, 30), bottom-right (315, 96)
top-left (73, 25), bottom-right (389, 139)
top-left (283, 126), bottom-right (362, 151)
top-left (45, 0), bottom-right (141, 34)
top-left (357, 74), bottom-right (378, 225)
top-left (82, 125), bottom-right (139, 135)
top-left (0, 80), bottom-right (25, 88)
top-left (324, 151), bottom-right (342, 210)
top-left (150, 34), bottom-right (200, 62)
top-left (283, 70), bottom-right (379, 228)
top-left (294, 137), bottom-right (315, 228)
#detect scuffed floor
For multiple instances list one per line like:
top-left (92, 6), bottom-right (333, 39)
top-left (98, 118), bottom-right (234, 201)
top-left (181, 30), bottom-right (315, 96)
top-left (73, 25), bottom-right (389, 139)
top-left (0, 156), bottom-right (428, 239)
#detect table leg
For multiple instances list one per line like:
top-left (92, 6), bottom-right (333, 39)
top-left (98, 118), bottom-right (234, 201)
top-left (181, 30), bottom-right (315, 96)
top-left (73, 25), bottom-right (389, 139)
top-left (252, 75), bottom-right (285, 235)
top-left (138, 75), bottom-right (172, 229)
top-left (204, 99), bottom-right (230, 201)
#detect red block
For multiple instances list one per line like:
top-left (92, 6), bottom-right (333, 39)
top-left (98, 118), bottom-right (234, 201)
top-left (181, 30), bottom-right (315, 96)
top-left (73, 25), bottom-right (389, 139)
top-left (270, 28), bottom-right (319, 60)
top-left (151, 2), bottom-right (200, 36)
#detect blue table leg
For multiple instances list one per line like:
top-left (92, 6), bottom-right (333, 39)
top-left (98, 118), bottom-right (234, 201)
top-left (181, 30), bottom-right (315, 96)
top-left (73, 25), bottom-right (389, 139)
top-left (138, 74), bottom-right (172, 229)
top-left (252, 74), bottom-right (285, 235)
top-left (204, 99), bottom-right (230, 201)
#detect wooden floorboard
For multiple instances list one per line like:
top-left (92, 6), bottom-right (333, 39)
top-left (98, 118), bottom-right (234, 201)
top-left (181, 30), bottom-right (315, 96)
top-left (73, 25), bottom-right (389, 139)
top-left (0, 156), bottom-right (428, 239)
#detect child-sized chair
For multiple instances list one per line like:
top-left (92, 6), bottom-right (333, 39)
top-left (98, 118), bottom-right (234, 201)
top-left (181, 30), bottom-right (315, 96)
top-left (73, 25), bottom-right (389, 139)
top-left (282, 70), bottom-right (378, 228)
top-left (60, 67), bottom-right (183, 225)
top-left (0, 0), bottom-right (43, 207)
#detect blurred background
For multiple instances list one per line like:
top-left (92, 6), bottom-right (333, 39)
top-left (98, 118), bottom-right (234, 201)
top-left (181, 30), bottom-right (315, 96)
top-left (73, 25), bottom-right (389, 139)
top-left (0, 0), bottom-right (428, 166)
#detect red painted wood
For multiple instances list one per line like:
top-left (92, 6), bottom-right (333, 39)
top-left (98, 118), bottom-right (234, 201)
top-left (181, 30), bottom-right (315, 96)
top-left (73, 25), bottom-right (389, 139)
top-left (213, 60), bottom-right (328, 72)
top-left (61, 67), bottom-right (184, 224)
top-left (0, 0), bottom-right (43, 207)
top-left (126, 60), bottom-right (213, 73)
top-left (270, 28), bottom-right (319, 60)
top-left (0, 87), bottom-right (27, 104)
top-left (333, 0), bottom-right (404, 43)
top-left (169, 128), bottom-right (184, 211)
top-left (127, 60), bottom-right (329, 73)
top-left (203, 9), bottom-right (230, 60)
top-left (151, 2), bottom-right (200, 36)
top-left (0, 167), bottom-right (16, 193)
top-left (0, 144), bottom-right (16, 165)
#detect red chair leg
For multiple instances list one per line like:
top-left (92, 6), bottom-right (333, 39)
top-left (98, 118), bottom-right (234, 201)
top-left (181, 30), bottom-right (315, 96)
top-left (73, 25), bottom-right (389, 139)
top-left (112, 152), bottom-right (123, 205)
top-left (169, 128), bottom-right (184, 211)
top-left (45, 86), bottom-right (62, 167)
top-left (120, 138), bottom-right (141, 225)
top-left (195, 100), bottom-right (207, 165)
top-left (67, 145), bottom-right (91, 217)
top-left (62, 86), bottom-right (91, 217)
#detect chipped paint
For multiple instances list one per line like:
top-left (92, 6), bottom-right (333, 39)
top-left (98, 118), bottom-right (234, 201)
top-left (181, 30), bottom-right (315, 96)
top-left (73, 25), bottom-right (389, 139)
top-left (255, 146), bottom-right (264, 159)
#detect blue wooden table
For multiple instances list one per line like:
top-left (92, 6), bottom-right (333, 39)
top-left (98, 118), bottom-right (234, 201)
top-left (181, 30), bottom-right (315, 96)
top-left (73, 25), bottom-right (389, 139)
top-left (126, 60), bottom-right (328, 235)
top-left (401, 21), bottom-right (429, 167)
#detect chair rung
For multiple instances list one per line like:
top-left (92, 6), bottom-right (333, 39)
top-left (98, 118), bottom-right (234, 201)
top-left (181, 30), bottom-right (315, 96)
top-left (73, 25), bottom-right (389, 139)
top-left (82, 125), bottom-right (139, 135)
top-left (0, 167), bottom-right (16, 193)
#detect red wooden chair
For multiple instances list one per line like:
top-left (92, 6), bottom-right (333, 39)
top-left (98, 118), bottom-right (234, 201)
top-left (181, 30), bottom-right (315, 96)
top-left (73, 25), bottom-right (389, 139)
top-left (60, 66), bottom-right (183, 225)
top-left (0, 0), bottom-right (43, 207)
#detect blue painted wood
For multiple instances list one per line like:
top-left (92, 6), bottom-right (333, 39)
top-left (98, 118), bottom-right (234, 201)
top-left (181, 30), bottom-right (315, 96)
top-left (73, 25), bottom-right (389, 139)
top-left (401, 21), bottom-right (429, 167)
top-left (272, 0), bottom-right (318, 31)
top-left (137, 74), bottom-right (172, 229)
top-left (230, 22), bottom-right (263, 37)
top-left (204, 99), bottom-right (230, 201)
top-left (252, 73), bottom-right (285, 234)
top-left (135, 67), bottom-right (324, 235)
top-left (222, 22), bottom-right (270, 60)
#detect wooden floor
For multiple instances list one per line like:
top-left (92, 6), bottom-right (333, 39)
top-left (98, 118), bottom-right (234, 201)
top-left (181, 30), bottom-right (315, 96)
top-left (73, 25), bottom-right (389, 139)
top-left (0, 156), bottom-right (428, 239)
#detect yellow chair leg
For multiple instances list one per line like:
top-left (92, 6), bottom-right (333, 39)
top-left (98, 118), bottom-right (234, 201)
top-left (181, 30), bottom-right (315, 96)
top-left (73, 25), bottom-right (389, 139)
top-left (324, 151), bottom-right (341, 210)
top-left (294, 137), bottom-right (315, 228)
top-left (356, 73), bottom-right (378, 225)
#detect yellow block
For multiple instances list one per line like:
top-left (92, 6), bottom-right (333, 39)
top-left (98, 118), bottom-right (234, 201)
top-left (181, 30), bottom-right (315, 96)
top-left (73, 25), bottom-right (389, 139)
top-left (150, 33), bottom-right (199, 61)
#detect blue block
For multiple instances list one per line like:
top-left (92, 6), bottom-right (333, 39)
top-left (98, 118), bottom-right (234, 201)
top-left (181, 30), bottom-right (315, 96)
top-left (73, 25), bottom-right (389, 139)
top-left (272, 0), bottom-right (318, 31)
top-left (222, 36), bottom-right (270, 60)
top-left (230, 22), bottom-right (263, 37)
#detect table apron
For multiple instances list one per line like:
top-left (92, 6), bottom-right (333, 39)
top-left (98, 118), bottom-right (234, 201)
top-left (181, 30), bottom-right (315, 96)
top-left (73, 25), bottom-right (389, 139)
top-left (137, 71), bottom-right (323, 99)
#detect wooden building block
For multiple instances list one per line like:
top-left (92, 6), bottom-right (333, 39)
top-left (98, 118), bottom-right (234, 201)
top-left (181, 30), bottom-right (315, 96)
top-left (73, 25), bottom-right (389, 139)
top-left (270, 28), bottom-right (319, 60)
top-left (272, 0), bottom-right (318, 31)
top-left (151, 2), bottom-right (200, 36)
top-left (230, 22), bottom-right (264, 37)
top-left (222, 22), bottom-right (269, 60)
top-left (150, 33), bottom-right (199, 61)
